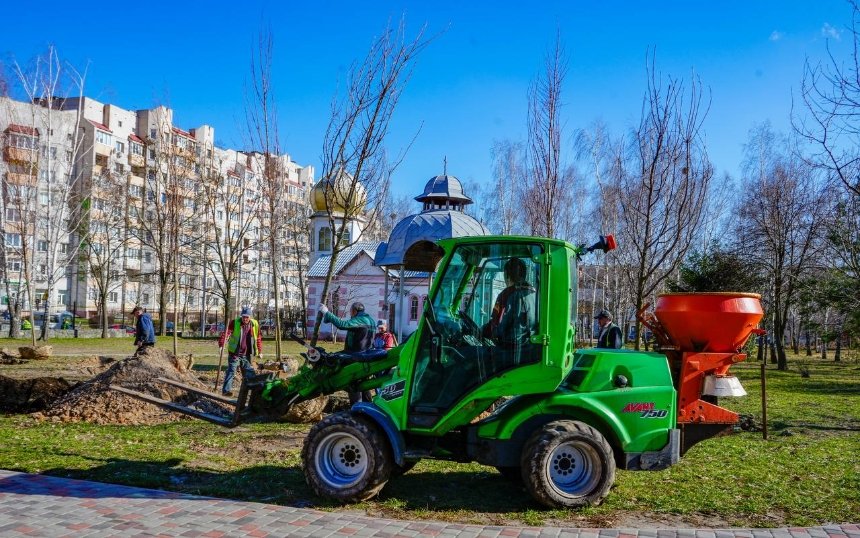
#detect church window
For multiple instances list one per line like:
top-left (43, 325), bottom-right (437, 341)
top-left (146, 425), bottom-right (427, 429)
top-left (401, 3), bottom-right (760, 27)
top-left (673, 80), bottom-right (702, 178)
top-left (318, 227), bottom-right (332, 251)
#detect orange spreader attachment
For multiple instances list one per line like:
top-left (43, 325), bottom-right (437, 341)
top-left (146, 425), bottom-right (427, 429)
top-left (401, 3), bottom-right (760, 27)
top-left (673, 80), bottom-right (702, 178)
top-left (654, 292), bottom-right (763, 353)
top-left (649, 292), bottom-right (764, 427)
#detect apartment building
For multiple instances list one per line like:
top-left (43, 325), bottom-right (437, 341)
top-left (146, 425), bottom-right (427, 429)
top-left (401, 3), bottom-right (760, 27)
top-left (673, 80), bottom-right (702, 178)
top-left (0, 95), bottom-right (313, 327)
top-left (0, 96), bottom-right (76, 319)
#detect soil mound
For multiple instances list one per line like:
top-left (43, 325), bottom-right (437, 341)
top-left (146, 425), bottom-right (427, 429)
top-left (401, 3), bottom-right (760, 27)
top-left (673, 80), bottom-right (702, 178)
top-left (38, 347), bottom-right (227, 425)
top-left (0, 375), bottom-right (72, 412)
top-left (19, 346), bottom-right (52, 361)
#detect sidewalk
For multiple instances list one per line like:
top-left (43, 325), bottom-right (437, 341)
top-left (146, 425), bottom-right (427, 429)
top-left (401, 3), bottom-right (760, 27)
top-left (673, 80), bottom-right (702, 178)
top-left (0, 470), bottom-right (857, 538)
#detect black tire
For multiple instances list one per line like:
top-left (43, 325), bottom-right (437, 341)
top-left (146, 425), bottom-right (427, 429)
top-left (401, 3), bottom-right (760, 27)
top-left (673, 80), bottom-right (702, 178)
top-left (391, 460), bottom-right (418, 477)
top-left (301, 411), bottom-right (393, 502)
top-left (495, 466), bottom-right (523, 483)
top-left (521, 420), bottom-right (616, 508)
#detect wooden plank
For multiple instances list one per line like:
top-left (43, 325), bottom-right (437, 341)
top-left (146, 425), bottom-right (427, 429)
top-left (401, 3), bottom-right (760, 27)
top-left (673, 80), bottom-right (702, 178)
top-left (154, 377), bottom-right (237, 405)
top-left (109, 385), bottom-right (235, 428)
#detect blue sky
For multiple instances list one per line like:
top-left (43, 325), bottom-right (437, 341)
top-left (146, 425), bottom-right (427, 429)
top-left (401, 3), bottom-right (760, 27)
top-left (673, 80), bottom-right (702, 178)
top-left (2, 1), bottom-right (853, 200)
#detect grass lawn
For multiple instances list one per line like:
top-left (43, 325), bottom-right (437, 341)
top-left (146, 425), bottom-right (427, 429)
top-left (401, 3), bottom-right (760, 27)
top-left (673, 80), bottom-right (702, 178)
top-left (0, 351), bottom-right (857, 528)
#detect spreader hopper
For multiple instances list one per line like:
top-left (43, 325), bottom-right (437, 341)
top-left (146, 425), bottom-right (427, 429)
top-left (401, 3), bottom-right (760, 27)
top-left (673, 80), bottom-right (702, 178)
top-left (654, 292), bottom-right (763, 353)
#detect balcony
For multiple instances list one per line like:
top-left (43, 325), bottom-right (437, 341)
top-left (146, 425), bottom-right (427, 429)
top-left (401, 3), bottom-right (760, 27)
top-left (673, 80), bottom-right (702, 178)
top-left (129, 153), bottom-right (145, 167)
top-left (4, 172), bottom-right (37, 186)
top-left (3, 146), bottom-right (38, 164)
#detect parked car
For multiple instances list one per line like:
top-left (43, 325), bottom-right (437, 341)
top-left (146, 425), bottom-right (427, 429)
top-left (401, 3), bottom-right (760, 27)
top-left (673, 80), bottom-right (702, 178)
top-left (205, 322), bottom-right (225, 334)
top-left (259, 319), bottom-right (276, 334)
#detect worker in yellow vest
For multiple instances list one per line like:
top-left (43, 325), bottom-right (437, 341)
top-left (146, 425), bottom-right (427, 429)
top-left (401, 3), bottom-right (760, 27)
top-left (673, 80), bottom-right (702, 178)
top-left (218, 307), bottom-right (262, 396)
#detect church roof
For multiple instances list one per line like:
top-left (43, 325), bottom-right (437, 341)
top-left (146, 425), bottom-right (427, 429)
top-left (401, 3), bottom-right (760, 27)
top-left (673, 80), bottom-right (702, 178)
top-left (308, 241), bottom-right (380, 278)
top-left (308, 240), bottom-right (428, 279)
top-left (374, 210), bottom-right (490, 269)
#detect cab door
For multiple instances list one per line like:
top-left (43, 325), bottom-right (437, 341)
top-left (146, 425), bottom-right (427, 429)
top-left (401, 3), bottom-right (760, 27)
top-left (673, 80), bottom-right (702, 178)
top-left (407, 242), bottom-right (544, 430)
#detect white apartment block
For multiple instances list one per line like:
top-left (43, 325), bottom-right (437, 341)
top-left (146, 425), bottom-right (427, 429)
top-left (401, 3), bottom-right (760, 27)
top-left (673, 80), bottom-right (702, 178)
top-left (0, 96), bottom-right (77, 319)
top-left (1, 95), bottom-right (313, 328)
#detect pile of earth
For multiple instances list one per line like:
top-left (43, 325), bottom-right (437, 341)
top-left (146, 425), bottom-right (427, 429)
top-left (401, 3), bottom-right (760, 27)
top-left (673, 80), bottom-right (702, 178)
top-left (0, 375), bottom-right (73, 412)
top-left (34, 347), bottom-right (228, 426)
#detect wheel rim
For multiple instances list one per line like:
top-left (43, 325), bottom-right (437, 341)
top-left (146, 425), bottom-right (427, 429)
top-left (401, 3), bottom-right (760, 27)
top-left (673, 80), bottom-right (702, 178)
top-left (314, 431), bottom-right (368, 489)
top-left (545, 439), bottom-right (602, 498)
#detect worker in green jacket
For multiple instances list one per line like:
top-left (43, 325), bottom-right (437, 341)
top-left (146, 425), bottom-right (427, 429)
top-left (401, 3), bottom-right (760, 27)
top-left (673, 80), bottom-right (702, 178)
top-left (318, 301), bottom-right (375, 403)
top-left (318, 301), bottom-right (375, 353)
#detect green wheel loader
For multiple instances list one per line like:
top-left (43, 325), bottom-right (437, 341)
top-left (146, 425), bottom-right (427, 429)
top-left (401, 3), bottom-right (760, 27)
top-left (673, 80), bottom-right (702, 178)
top-left (116, 234), bottom-right (761, 508)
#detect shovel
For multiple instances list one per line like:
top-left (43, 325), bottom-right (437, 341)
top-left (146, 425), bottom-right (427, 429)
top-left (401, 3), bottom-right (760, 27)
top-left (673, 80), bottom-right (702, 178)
top-left (213, 344), bottom-right (226, 392)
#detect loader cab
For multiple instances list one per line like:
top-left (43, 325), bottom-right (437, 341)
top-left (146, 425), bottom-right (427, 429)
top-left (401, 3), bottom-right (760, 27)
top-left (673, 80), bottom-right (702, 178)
top-left (406, 238), bottom-right (574, 431)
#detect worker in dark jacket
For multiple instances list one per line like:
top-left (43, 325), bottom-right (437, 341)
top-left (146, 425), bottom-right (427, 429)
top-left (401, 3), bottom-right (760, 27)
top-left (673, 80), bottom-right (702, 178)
top-left (132, 306), bottom-right (156, 351)
top-left (595, 309), bottom-right (623, 349)
top-left (318, 301), bottom-right (375, 402)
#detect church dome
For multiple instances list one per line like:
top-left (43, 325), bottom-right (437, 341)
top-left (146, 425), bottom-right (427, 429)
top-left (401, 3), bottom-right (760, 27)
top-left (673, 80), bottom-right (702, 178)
top-left (374, 210), bottom-right (490, 270)
top-left (414, 174), bottom-right (473, 208)
top-left (312, 172), bottom-right (367, 214)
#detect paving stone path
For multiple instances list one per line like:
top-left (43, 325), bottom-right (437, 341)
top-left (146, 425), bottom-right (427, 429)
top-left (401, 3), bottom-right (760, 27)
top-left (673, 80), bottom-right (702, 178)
top-left (0, 470), bottom-right (856, 538)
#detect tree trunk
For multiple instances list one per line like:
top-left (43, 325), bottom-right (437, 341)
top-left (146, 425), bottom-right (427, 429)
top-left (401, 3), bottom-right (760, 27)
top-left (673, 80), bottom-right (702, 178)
top-left (100, 292), bottom-right (108, 338)
top-left (804, 327), bottom-right (812, 356)
top-left (834, 332), bottom-right (841, 362)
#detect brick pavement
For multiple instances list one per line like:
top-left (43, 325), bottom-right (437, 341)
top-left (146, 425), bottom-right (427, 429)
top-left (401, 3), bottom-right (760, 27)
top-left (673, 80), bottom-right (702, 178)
top-left (0, 470), bottom-right (857, 538)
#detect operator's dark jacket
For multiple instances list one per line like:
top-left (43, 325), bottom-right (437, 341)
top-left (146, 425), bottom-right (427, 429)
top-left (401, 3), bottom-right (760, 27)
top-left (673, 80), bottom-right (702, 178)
top-left (596, 322), bottom-right (623, 349)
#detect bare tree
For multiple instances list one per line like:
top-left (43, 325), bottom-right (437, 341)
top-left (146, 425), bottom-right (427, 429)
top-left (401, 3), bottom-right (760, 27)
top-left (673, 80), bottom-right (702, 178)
top-left (609, 57), bottom-right (713, 348)
top-left (9, 47), bottom-right (88, 342)
top-left (736, 123), bottom-right (828, 370)
top-left (520, 33), bottom-right (572, 238)
top-left (795, 2), bottom-right (860, 197)
top-left (310, 19), bottom-right (431, 346)
top-left (200, 151), bottom-right (261, 326)
top-left (245, 28), bottom-right (289, 360)
top-left (133, 107), bottom-right (204, 354)
top-left (488, 139), bottom-right (524, 234)
top-left (78, 158), bottom-right (129, 337)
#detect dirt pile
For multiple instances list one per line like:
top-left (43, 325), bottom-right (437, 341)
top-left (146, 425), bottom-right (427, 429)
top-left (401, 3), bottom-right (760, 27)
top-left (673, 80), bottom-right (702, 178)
top-left (37, 347), bottom-right (227, 425)
top-left (19, 346), bottom-right (52, 361)
top-left (0, 375), bottom-right (72, 412)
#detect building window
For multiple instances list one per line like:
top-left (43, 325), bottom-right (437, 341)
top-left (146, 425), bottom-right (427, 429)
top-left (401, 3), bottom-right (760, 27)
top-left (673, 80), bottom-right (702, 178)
top-left (9, 133), bottom-right (37, 149)
top-left (130, 142), bottom-right (144, 156)
top-left (6, 260), bottom-right (21, 272)
top-left (115, 141), bottom-right (125, 154)
top-left (108, 292), bottom-right (118, 303)
top-left (95, 130), bottom-right (111, 145)
top-left (149, 148), bottom-right (156, 159)
top-left (318, 227), bottom-right (332, 251)
top-left (410, 295), bottom-right (419, 321)
top-left (142, 293), bottom-right (150, 305)
top-left (5, 209), bottom-right (20, 222)
top-left (5, 233), bottom-right (21, 247)
top-left (37, 240), bottom-right (48, 252)
top-left (143, 251), bottom-right (152, 263)
top-left (114, 163), bottom-right (124, 174)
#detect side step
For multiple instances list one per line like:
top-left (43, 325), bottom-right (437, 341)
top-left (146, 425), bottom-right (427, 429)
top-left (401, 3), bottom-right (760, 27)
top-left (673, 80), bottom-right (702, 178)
top-left (110, 385), bottom-right (236, 428)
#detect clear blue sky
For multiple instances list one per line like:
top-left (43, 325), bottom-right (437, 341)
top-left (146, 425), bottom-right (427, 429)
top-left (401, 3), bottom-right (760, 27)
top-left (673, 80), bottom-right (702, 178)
top-left (2, 1), bottom-right (853, 200)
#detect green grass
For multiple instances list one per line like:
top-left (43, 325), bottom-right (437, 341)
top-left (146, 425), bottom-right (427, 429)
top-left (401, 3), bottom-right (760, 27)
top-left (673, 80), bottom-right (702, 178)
top-left (0, 353), bottom-right (857, 528)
